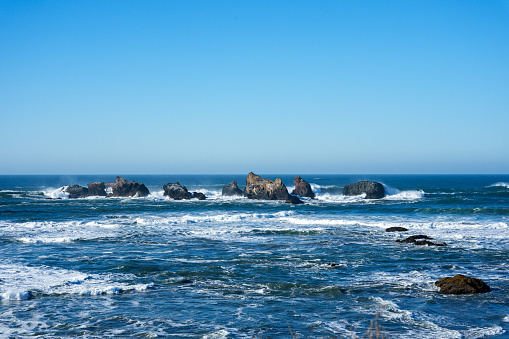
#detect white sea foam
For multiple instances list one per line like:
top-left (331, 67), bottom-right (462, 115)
top-left (0, 261), bottom-right (152, 300)
top-left (489, 182), bottom-right (509, 189)
top-left (382, 184), bottom-right (425, 200)
top-left (44, 186), bottom-right (69, 199)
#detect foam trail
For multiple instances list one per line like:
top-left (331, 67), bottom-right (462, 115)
top-left (489, 182), bottom-right (509, 189)
top-left (0, 261), bottom-right (152, 300)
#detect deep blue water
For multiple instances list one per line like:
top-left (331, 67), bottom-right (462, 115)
top-left (0, 174), bottom-right (508, 338)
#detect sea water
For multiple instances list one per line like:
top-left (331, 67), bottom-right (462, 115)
top-left (0, 175), bottom-right (508, 338)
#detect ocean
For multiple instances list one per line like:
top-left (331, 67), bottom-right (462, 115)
top-left (0, 174), bottom-right (508, 338)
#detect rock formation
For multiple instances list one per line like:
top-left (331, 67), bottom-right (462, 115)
top-left (291, 175), bottom-right (315, 199)
top-left (222, 181), bottom-right (244, 197)
top-left (435, 274), bottom-right (491, 294)
top-left (285, 195), bottom-right (304, 204)
top-left (243, 172), bottom-right (289, 200)
top-left (343, 181), bottom-right (385, 199)
top-left (386, 227), bottom-right (408, 232)
top-left (396, 235), bottom-right (446, 246)
top-left (87, 182), bottom-right (107, 196)
top-left (163, 182), bottom-right (207, 200)
top-left (110, 177), bottom-right (150, 197)
top-left (163, 182), bottom-right (193, 200)
top-left (65, 185), bottom-right (89, 199)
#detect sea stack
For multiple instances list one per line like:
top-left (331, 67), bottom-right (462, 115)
top-left (243, 172), bottom-right (289, 200)
top-left (291, 175), bottom-right (315, 199)
top-left (222, 181), bottom-right (244, 197)
top-left (110, 177), bottom-right (150, 197)
top-left (343, 181), bottom-right (385, 199)
top-left (163, 182), bottom-right (206, 200)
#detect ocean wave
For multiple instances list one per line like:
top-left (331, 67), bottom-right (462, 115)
top-left (489, 182), bottom-right (509, 189)
top-left (0, 261), bottom-right (153, 300)
top-left (382, 184), bottom-right (425, 200)
top-left (44, 187), bottom-right (69, 199)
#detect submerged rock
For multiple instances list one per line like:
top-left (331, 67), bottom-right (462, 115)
top-left (110, 177), bottom-right (150, 197)
top-left (397, 235), bottom-right (446, 246)
top-left (87, 182), bottom-right (107, 196)
top-left (285, 195), bottom-right (304, 204)
top-left (192, 192), bottom-right (207, 200)
top-left (243, 172), bottom-right (289, 200)
top-left (163, 182), bottom-right (193, 200)
top-left (386, 227), bottom-right (408, 232)
top-left (435, 274), bottom-right (491, 294)
top-left (222, 181), bottom-right (244, 197)
top-left (343, 181), bottom-right (385, 199)
top-left (65, 185), bottom-right (89, 199)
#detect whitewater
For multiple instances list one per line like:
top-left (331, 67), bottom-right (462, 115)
top-left (0, 174), bottom-right (508, 338)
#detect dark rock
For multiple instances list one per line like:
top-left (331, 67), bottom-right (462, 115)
top-left (386, 227), bottom-right (408, 232)
top-left (222, 181), bottom-right (243, 196)
top-left (65, 185), bottom-right (89, 198)
top-left (343, 181), bottom-right (385, 199)
top-left (435, 274), bottom-right (491, 294)
top-left (285, 195), bottom-right (304, 204)
top-left (243, 172), bottom-right (289, 200)
top-left (397, 235), bottom-right (446, 246)
top-left (110, 177), bottom-right (150, 197)
top-left (192, 192), bottom-right (206, 200)
top-left (291, 175), bottom-right (315, 199)
top-left (163, 182), bottom-right (193, 200)
top-left (87, 182), bottom-right (107, 196)
top-left (396, 235), bottom-right (433, 243)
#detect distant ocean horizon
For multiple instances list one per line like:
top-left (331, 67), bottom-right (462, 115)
top-left (1, 174), bottom-right (508, 338)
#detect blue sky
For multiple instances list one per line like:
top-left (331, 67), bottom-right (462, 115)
top-left (1, 0), bottom-right (508, 174)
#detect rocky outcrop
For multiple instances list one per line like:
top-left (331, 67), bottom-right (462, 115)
top-left (222, 181), bottom-right (244, 197)
top-left (291, 176), bottom-right (315, 199)
top-left (163, 182), bottom-right (207, 200)
top-left (110, 177), bottom-right (150, 197)
top-left (87, 182), bottom-right (107, 196)
top-left (65, 185), bottom-right (89, 198)
top-left (243, 172), bottom-right (289, 200)
top-left (163, 182), bottom-right (193, 200)
top-left (435, 274), bottom-right (491, 294)
top-left (343, 181), bottom-right (385, 199)
top-left (285, 195), bottom-right (304, 204)
top-left (386, 227), bottom-right (408, 232)
top-left (192, 192), bottom-right (206, 200)
top-left (396, 235), bottom-right (446, 246)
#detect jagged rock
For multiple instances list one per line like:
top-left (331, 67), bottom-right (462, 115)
top-left (397, 235), bottom-right (446, 246)
top-left (87, 182), bottom-right (107, 196)
top-left (163, 182), bottom-right (193, 200)
top-left (285, 195), bottom-right (304, 204)
top-left (222, 181), bottom-right (243, 196)
top-left (435, 274), bottom-right (491, 294)
top-left (386, 227), bottom-right (409, 232)
top-left (343, 181), bottom-right (385, 199)
top-left (192, 192), bottom-right (206, 200)
top-left (110, 177), bottom-right (150, 197)
top-left (291, 175), bottom-right (315, 199)
top-left (243, 172), bottom-right (289, 200)
top-left (65, 185), bottom-right (89, 198)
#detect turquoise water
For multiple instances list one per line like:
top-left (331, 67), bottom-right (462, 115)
top-left (0, 175), bottom-right (508, 338)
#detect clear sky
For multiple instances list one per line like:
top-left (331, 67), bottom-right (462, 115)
top-left (1, 0), bottom-right (508, 174)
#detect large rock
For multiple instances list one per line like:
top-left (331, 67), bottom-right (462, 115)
top-left (65, 184), bottom-right (89, 198)
top-left (396, 235), bottom-right (446, 246)
top-left (343, 181), bottom-right (385, 199)
top-left (243, 172), bottom-right (289, 200)
top-left (222, 181), bottom-right (244, 197)
top-left (87, 182), bottom-right (107, 196)
top-left (291, 175), bottom-right (315, 199)
top-left (435, 274), bottom-right (491, 294)
top-left (192, 192), bottom-right (206, 200)
top-left (110, 177), bottom-right (150, 197)
top-left (163, 182), bottom-right (193, 200)
top-left (285, 195), bottom-right (304, 204)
